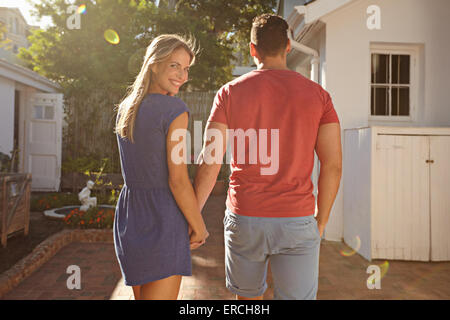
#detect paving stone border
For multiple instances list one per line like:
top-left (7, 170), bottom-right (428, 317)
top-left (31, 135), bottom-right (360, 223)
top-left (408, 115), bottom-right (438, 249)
top-left (0, 228), bottom-right (113, 298)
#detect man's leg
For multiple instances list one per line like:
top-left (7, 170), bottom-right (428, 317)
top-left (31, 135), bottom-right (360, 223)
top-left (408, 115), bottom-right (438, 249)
top-left (269, 216), bottom-right (321, 300)
top-left (224, 209), bottom-right (269, 299)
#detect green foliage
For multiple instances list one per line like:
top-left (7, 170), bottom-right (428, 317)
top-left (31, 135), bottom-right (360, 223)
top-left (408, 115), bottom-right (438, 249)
top-left (63, 206), bottom-right (115, 229)
top-left (21, 0), bottom-right (140, 91)
top-left (0, 152), bottom-right (12, 173)
top-left (31, 192), bottom-right (79, 211)
top-left (20, 0), bottom-right (277, 92)
top-left (0, 21), bottom-right (11, 50)
top-left (99, 188), bottom-right (121, 206)
top-left (0, 149), bottom-right (20, 173)
top-left (62, 156), bottom-right (116, 174)
top-left (19, 0), bottom-right (276, 172)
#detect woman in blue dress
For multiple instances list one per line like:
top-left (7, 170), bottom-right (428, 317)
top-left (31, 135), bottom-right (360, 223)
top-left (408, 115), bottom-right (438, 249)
top-left (113, 34), bottom-right (209, 300)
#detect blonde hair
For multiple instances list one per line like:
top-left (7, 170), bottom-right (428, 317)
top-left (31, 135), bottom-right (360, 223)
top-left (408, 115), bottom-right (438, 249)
top-left (114, 34), bottom-right (198, 143)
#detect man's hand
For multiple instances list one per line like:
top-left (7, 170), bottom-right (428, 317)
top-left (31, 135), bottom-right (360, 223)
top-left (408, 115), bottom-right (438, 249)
top-left (315, 217), bottom-right (325, 238)
top-left (189, 225), bottom-right (209, 250)
top-left (317, 223), bottom-right (325, 238)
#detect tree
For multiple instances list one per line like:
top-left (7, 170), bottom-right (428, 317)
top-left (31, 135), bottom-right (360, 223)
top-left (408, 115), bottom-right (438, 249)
top-left (0, 21), bottom-right (11, 51)
top-left (20, 0), bottom-right (276, 91)
top-left (142, 0), bottom-right (277, 90)
top-left (20, 0), bottom-right (151, 93)
top-left (18, 0), bottom-right (276, 173)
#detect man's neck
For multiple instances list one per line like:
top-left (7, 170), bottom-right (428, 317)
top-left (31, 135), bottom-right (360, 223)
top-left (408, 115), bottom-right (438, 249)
top-left (256, 57), bottom-right (289, 71)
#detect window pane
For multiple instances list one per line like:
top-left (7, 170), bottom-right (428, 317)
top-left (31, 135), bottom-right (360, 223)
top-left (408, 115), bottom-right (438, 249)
top-left (33, 105), bottom-right (44, 119)
top-left (391, 87), bottom-right (410, 116)
top-left (44, 106), bottom-right (55, 120)
top-left (371, 86), bottom-right (389, 115)
top-left (371, 54), bottom-right (389, 84)
top-left (392, 54), bottom-right (410, 84)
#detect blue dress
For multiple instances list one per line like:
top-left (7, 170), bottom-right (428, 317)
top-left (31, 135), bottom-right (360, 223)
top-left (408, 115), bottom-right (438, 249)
top-left (113, 93), bottom-right (192, 286)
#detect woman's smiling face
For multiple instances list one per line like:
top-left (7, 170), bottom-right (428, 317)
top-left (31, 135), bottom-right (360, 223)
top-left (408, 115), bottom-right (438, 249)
top-left (149, 47), bottom-right (191, 96)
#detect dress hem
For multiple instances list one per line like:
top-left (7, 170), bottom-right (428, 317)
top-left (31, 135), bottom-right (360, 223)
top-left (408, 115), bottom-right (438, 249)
top-left (123, 271), bottom-right (193, 287)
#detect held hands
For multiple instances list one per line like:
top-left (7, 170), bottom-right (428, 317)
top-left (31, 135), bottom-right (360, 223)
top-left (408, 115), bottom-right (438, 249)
top-left (189, 225), bottom-right (209, 250)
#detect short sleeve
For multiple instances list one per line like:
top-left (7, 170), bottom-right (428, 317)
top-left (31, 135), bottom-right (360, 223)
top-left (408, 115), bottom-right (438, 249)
top-left (164, 98), bottom-right (190, 135)
top-left (207, 85), bottom-right (229, 125)
top-left (319, 90), bottom-right (340, 126)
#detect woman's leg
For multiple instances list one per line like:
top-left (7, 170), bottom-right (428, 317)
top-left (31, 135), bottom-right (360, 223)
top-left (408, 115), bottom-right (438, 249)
top-left (132, 285), bottom-right (141, 300)
top-left (139, 275), bottom-right (182, 300)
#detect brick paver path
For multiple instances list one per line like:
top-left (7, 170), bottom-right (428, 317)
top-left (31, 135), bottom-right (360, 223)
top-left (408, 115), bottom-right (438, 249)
top-left (2, 194), bottom-right (449, 300)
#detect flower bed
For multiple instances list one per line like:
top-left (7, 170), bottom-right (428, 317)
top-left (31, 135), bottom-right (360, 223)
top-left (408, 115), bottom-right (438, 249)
top-left (31, 192), bottom-right (118, 212)
top-left (31, 192), bottom-right (79, 211)
top-left (64, 206), bottom-right (115, 229)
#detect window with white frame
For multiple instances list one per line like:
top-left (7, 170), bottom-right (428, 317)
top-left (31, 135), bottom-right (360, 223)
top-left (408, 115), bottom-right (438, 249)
top-left (370, 47), bottom-right (415, 118)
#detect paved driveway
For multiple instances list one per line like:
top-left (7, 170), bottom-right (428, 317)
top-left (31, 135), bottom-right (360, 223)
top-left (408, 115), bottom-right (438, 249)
top-left (2, 195), bottom-right (449, 300)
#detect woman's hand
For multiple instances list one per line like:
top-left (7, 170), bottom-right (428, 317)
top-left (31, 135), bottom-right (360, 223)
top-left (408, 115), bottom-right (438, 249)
top-left (189, 226), bottom-right (209, 250)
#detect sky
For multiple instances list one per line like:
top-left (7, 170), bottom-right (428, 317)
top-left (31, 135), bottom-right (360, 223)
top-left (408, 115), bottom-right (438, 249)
top-left (1, 0), bottom-right (53, 29)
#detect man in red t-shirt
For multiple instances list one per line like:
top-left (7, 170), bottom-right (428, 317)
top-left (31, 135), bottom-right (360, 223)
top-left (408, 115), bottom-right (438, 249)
top-left (194, 14), bottom-right (342, 300)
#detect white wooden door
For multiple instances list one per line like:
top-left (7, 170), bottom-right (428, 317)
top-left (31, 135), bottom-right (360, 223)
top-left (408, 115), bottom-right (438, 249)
top-left (25, 93), bottom-right (63, 191)
top-left (429, 136), bottom-right (450, 261)
top-left (372, 135), bottom-right (430, 261)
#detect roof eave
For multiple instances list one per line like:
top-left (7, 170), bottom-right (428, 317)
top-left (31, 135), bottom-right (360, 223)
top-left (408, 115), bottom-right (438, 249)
top-left (0, 58), bottom-right (61, 92)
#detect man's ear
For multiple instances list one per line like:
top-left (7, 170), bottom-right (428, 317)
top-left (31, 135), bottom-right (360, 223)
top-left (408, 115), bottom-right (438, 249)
top-left (286, 39), bottom-right (292, 54)
top-left (249, 42), bottom-right (257, 57)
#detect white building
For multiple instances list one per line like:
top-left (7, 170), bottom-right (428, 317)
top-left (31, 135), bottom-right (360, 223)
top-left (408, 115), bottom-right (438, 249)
top-left (0, 7), bottom-right (63, 192)
top-left (0, 7), bottom-right (35, 66)
top-left (279, 0), bottom-right (450, 260)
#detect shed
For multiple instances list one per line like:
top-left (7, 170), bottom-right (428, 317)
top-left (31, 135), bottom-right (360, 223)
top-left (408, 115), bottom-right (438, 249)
top-left (344, 126), bottom-right (450, 261)
top-left (279, 0), bottom-right (450, 248)
top-left (0, 58), bottom-right (63, 191)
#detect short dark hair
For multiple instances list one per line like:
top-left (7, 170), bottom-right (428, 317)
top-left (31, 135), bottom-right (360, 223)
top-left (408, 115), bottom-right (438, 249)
top-left (251, 14), bottom-right (289, 58)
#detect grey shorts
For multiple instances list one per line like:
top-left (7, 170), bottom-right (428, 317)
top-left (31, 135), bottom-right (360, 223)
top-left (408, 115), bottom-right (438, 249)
top-left (223, 208), bottom-right (321, 300)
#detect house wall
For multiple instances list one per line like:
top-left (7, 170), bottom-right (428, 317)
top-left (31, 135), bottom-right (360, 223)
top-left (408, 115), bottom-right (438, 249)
top-left (0, 74), bottom-right (50, 173)
top-left (0, 76), bottom-right (15, 157)
top-left (343, 127), bottom-right (372, 260)
top-left (0, 7), bottom-right (30, 66)
top-left (320, 0), bottom-right (450, 241)
top-left (279, 0), bottom-right (309, 19)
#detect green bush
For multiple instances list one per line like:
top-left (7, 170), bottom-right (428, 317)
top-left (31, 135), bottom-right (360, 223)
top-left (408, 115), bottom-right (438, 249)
top-left (31, 192), bottom-right (79, 211)
top-left (97, 188), bottom-right (120, 206)
top-left (0, 152), bottom-right (11, 173)
top-left (62, 156), bottom-right (118, 174)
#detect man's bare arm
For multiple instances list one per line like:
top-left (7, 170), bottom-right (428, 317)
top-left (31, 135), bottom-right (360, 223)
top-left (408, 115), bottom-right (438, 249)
top-left (194, 121), bottom-right (228, 212)
top-left (314, 122), bottom-right (342, 236)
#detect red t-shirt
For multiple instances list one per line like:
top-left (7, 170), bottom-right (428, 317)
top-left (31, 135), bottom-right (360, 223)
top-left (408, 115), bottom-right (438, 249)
top-left (207, 69), bottom-right (340, 217)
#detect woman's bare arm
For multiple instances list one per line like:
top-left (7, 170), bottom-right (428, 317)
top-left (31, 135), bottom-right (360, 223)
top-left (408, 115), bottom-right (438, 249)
top-left (166, 112), bottom-right (208, 242)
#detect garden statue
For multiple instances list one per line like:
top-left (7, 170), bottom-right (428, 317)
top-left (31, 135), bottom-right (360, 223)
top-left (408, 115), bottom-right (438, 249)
top-left (78, 180), bottom-right (97, 211)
